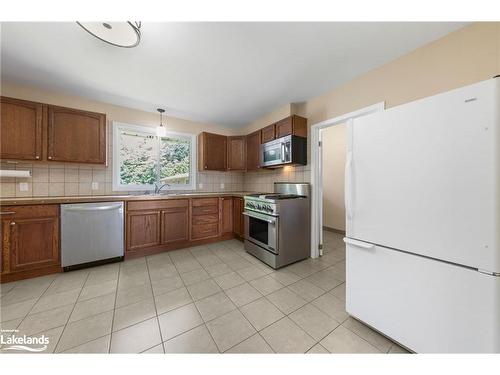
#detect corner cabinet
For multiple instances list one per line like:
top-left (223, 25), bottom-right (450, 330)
top-left (47, 105), bottom-right (106, 164)
top-left (227, 136), bottom-right (246, 171)
top-left (232, 197), bottom-right (245, 238)
top-left (198, 132), bottom-right (227, 171)
top-left (1, 205), bottom-right (60, 281)
top-left (221, 197), bottom-right (233, 234)
top-left (0, 96), bottom-right (107, 165)
top-left (0, 97), bottom-right (44, 161)
top-left (246, 130), bottom-right (262, 171)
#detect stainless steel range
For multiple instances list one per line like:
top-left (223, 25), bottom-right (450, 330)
top-left (243, 182), bottom-right (310, 269)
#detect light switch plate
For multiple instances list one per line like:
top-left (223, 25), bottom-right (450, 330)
top-left (220, 183), bottom-right (225, 189)
top-left (19, 182), bottom-right (28, 192)
top-left (198, 183), bottom-right (203, 189)
top-left (91, 182), bottom-right (99, 190)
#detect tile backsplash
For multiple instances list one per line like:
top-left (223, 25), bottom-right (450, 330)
top-left (0, 160), bottom-right (245, 198)
top-left (243, 165), bottom-right (311, 193)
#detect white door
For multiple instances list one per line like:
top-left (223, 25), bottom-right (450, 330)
top-left (346, 78), bottom-right (499, 272)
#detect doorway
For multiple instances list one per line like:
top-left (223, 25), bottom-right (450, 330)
top-left (321, 123), bottom-right (347, 252)
top-left (310, 102), bottom-right (385, 258)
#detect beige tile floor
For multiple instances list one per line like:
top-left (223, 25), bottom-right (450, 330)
top-left (0, 231), bottom-right (409, 354)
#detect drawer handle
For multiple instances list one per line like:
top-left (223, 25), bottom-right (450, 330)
top-left (0, 212), bottom-right (15, 215)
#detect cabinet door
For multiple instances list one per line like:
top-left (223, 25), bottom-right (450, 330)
top-left (233, 197), bottom-right (244, 237)
top-left (161, 207), bottom-right (189, 244)
top-left (47, 105), bottom-right (106, 164)
top-left (221, 197), bottom-right (233, 234)
top-left (227, 136), bottom-right (246, 171)
top-left (126, 210), bottom-right (161, 251)
top-left (261, 124), bottom-right (276, 143)
top-left (199, 132), bottom-right (227, 171)
top-left (275, 117), bottom-right (293, 138)
top-left (246, 131), bottom-right (262, 171)
top-left (0, 97), bottom-right (44, 161)
top-left (8, 216), bottom-right (59, 272)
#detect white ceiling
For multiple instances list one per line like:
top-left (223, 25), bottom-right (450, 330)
top-left (1, 22), bottom-right (466, 128)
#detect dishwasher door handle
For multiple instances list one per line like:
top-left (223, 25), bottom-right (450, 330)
top-left (63, 204), bottom-right (123, 212)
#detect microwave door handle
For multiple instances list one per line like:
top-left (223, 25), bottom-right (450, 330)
top-left (281, 143), bottom-right (286, 162)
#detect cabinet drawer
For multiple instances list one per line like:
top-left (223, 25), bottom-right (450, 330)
top-left (1, 205), bottom-right (58, 219)
top-left (192, 223), bottom-right (218, 239)
top-left (192, 205), bottom-right (218, 216)
top-left (192, 214), bottom-right (218, 225)
top-left (128, 199), bottom-right (188, 211)
top-left (192, 198), bottom-right (219, 207)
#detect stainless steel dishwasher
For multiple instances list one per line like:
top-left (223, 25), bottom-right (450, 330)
top-left (61, 201), bottom-right (124, 270)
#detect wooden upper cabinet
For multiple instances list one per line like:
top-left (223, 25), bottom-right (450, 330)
top-left (246, 130), bottom-right (262, 171)
top-left (261, 124), bottom-right (276, 143)
top-left (221, 197), bottom-right (233, 234)
top-left (0, 97), bottom-right (44, 161)
top-left (227, 136), bottom-right (246, 171)
top-left (198, 132), bottom-right (227, 171)
top-left (47, 105), bottom-right (106, 164)
top-left (275, 115), bottom-right (307, 138)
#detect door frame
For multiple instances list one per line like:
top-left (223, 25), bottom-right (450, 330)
top-left (310, 102), bottom-right (385, 258)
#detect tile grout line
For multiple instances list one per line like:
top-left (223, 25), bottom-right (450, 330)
top-left (171, 247), bottom-right (222, 353)
top-left (52, 271), bottom-right (91, 353)
top-left (144, 254), bottom-right (167, 353)
top-left (107, 261), bottom-right (122, 353)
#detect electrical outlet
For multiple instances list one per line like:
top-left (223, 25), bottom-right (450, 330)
top-left (198, 183), bottom-right (203, 189)
top-left (220, 183), bottom-right (225, 190)
top-left (91, 182), bottom-right (99, 190)
top-left (19, 182), bottom-right (28, 192)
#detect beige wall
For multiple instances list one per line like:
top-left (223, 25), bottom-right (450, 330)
top-left (243, 22), bottom-right (500, 195)
top-left (322, 124), bottom-right (346, 231)
top-left (0, 82), bottom-right (244, 198)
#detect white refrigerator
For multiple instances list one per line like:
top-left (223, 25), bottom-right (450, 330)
top-left (344, 78), bottom-right (500, 353)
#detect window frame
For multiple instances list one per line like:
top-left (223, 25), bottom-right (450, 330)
top-left (112, 122), bottom-right (197, 192)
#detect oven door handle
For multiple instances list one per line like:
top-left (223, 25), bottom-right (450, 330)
top-left (243, 211), bottom-right (276, 225)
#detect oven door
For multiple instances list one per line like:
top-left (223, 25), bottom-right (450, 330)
top-left (243, 210), bottom-right (278, 254)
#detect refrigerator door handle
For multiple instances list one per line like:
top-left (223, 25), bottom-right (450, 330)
top-left (343, 237), bottom-right (375, 249)
top-left (345, 150), bottom-right (354, 220)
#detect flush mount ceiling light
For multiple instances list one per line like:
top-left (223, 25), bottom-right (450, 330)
top-left (156, 108), bottom-right (167, 137)
top-left (76, 21), bottom-right (141, 48)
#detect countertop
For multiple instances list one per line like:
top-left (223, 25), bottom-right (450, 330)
top-left (0, 191), bottom-right (259, 206)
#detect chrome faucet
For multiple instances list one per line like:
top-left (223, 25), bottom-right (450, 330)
top-left (154, 182), bottom-right (170, 195)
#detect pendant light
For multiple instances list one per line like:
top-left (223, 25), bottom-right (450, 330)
top-left (156, 108), bottom-right (167, 137)
top-left (77, 22), bottom-right (141, 48)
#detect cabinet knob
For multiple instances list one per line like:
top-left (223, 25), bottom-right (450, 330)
top-left (35, 155), bottom-right (40, 160)
top-left (10, 222), bottom-right (16, 226)
top-left (48, 156), bottom-right (53, 160)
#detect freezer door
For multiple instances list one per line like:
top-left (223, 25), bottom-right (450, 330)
top-left (346, 240), bottom-right (500, 353)
top-left (347, 78), bottom-right (500, 272)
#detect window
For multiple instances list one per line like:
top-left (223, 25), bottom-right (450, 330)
top-left (113, 122), bottom-right (196, 191)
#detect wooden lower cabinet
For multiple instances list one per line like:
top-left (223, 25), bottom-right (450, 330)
top-left (1, 205), bottom-right (60, 282)
top-left (233, 197), bottom-right (245, 238)
top-left (191, 198), bottom-right (220, 240)
top-left (221, 197), bottom-right (233, 234)
top-left (161, 202), bottom-right (189, 244)
top-left (126, 210), bottom-right (161, 251)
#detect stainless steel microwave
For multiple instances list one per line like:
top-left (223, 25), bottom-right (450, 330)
top-left (260, 135), bottom-right (307, 168)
